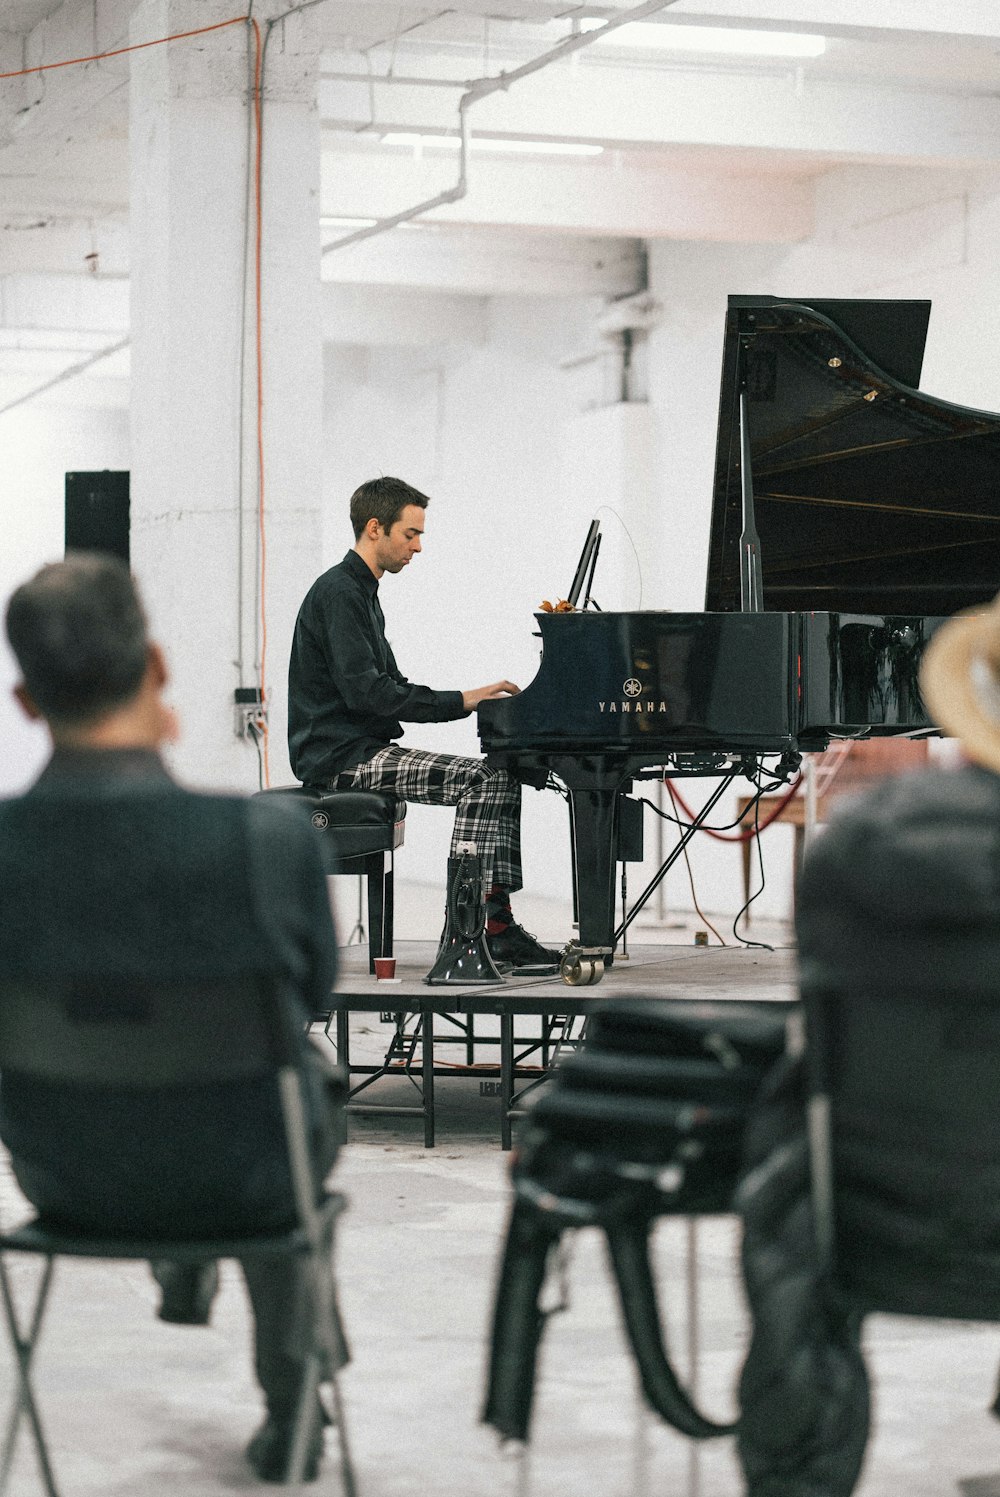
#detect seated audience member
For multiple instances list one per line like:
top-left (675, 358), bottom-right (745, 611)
top-left (0, 555), bottom-right (344, 1483)
top-left (736, 593), bottom-right (1000, 1497)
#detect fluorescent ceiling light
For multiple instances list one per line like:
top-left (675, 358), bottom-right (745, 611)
top-left (381, 132), bottom-right (603, 157)
top-left (579, 20), bottom-right (826, 58)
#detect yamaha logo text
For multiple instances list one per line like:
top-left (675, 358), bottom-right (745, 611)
top-left (599, 678), bottom-right (669, 714)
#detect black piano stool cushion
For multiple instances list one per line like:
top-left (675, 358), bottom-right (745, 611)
top-left (263, 787), bottom-right (405, 867)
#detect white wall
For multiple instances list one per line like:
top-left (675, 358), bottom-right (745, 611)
top-left (0, 402), bottom-right (130, 796)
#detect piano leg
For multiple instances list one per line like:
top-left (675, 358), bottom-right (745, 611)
top-left (560, 767), bottom-right (741, 984)
top-left (564, 782), bottom-right (621, 981)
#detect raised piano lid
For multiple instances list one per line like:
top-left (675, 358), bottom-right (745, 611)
top-left (704, 295), bottom-right (1000, 617)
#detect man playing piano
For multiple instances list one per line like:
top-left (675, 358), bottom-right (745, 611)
top-left (287, 475), bottom-right (559, 969)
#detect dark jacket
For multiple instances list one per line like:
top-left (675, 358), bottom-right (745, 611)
top-left (0, 748), bottom-right (339, 1236)
top-left (796, 762), bottom-right (1000, 999)
top-left (287, 549), bottom-right (467, 784)
top-left (737, 763), bottom-right (1000, 1497)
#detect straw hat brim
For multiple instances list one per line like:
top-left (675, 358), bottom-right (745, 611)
top-left (919, 597), bottom-right (1000, 775)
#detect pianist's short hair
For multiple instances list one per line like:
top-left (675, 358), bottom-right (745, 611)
top-left (6, 554), bottom-right (149, 725)
top-left (349, 476), bottom-right (430, 540)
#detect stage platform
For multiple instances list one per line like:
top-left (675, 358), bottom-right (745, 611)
top-left (322, 939), bottom-right (799, 1148)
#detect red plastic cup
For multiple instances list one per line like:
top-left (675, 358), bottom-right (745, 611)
top-left (374, 956), bottom-right (397, 981)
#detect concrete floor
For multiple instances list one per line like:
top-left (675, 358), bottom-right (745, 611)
top-left (1, 915), bottom-right (998, 1495)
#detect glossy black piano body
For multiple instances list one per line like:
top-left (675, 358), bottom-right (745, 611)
top-left (481, 608), bottom-right (935, 755)
top-left (479, 295), bottom-right (1000, 968)
top-left (480, 607), bottom-right (939, 962)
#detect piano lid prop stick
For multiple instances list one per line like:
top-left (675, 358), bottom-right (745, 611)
top-left (738, 386), bottom-right (764, 613)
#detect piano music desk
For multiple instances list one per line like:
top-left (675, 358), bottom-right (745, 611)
top-left (326, 940), bottom-right (797, 1148)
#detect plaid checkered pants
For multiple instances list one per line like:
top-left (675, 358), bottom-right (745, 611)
top-left (342, 745), bottom-right (523, 892)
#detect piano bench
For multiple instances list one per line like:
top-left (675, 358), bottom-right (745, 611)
top-left (256, 786), bottom-right (406, 975)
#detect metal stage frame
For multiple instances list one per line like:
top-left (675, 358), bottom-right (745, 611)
top-left (324, 941), bottom-right (798, 1148)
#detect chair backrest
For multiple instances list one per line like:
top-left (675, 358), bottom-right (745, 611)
top-left (803, 978), bottom-right (1000, 1321)
top-left (0, 974), bottom-right (300, 1090)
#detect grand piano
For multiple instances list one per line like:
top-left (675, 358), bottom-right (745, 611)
top-left (478, 295), bottom-right (1000, 984)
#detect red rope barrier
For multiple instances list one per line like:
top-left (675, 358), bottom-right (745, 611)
top-left (665, 773), bottom-right (802, 843)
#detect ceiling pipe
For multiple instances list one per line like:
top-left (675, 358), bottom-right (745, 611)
top-left (322, 72), bottom-right (468, 88)
top-left (0, 335), bottom-right (129, 419)
top-left (321, 0), bottom-right (681, 257)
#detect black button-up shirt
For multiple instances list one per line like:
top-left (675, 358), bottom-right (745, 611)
top-left (287, 549), bottom-right (467, 785)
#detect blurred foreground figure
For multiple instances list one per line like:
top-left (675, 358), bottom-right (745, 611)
top-left (0, 554), bottom-right (346, 1482)
top-left (737, 593), bottom-right (1000, 1497)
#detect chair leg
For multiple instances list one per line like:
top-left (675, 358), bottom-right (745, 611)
top-left (499, 1439), bottom-right (532, 1497)
top-left (0, 1255), bottom-right (60, 1497)
top-left (630, 1375), bottom-right (655, 1497)
top-left (285, 1351), bottom-right (323, 1485)
top-left (365, 853), bottom-right (385, 975)
top-left (326, 1372), bottom-right (358, 1497)
top-left (285, 1204), bottom-right (356, 1495)
top-left (286, 1358), bottom-right (357, 1496)
top-left (383, 853), bottom-right (394, 958)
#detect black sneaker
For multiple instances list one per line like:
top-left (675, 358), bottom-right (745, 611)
top-left (246, 1404), bottom-right (327, 1483)
top-left (487, 921), bottom-right (561, 969)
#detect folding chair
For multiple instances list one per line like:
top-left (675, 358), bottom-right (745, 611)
top-left (738, 971), bottom-right (1000, 1496)
top-left (0, 975), bottom-right (356, 1495)
top-left (483, 998), bottom-right (789, 1495)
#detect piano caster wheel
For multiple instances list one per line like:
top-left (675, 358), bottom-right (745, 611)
top-left (560, 953), bottom-right (585, 985)
top-left (560, 954), bottom-right (605, 986)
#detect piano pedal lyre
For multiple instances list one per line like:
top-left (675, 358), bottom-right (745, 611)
top-left (559, 944), bottom-right (613, 986)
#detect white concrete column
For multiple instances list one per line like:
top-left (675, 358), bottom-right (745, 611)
top-left (129, 0), bottom-right (322, 790)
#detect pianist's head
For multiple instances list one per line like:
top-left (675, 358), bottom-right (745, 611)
top-left (349, 475), bottom-right (430, 541)
top-left (920, 591), bottom-right (1000, 774)
top-left (6, 553), bottom-right (176, 749)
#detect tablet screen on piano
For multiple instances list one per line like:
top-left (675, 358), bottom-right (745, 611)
top-left (567, 519), bottom-right (601, 609)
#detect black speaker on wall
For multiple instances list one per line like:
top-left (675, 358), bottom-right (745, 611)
top-left (65, 471), bottom-right (130, 564)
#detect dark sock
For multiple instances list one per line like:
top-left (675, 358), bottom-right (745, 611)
top-left (486, 885), bottom-right (512, 936)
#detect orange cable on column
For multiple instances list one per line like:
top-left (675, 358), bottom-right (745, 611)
top-left (1, 10), bottom-right (269, 786)
top-left (250, 17), bottom-right (270, 786)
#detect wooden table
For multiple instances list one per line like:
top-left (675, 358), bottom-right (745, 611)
top-left (736, 793), bottom-right (829, 910)
top-left (737, 740), bottom-right (931, 909)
